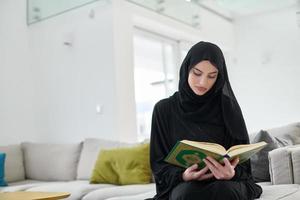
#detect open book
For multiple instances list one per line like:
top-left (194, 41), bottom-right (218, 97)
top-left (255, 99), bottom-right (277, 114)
top-left (165, 140), bottom-right (267, 169)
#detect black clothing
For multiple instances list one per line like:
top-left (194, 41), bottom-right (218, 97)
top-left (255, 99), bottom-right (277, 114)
top-left (149, 97), bottom-right (262, 200)
top-left (171, 180), bottom-right (249, 200)
top-left (148, 41), bottom-right (262, 200)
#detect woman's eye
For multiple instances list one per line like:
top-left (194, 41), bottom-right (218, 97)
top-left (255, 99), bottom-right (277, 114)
top-left (193, 71), bottom-right (201, 76)
top-left (208, 76), bottom-right (217, 79)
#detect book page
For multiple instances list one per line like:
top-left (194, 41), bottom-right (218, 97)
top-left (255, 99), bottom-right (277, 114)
top-left (227, 142), bottom-right (267, 158)
top-left (182, 140), bottom-right (227, 155)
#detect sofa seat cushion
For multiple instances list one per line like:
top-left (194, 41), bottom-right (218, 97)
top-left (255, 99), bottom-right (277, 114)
top-left (25, 180), bottom-right (115, 200)
top-left (82, 183), bottom-right (155, 200)
top-left (102, 183), bottom-right (300, 200)
top-left (256, 183), bottom-right (300, 200)
top-left (105, 191), bottom-right (156, 200)
top-left (0, 180), bottom-right (46, 192)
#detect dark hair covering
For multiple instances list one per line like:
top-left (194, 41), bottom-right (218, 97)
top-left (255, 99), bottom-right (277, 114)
top-left (178, 41), bottom-right (249, 141)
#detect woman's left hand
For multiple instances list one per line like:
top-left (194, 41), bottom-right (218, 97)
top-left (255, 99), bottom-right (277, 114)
top-left (203, 156), bottom-right (239, 180)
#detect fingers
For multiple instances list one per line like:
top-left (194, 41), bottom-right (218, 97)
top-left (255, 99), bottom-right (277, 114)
top-left (194, 166), bottom-right (209, 176)
top-left (203, 158), bottom-right (223, 179)
top-left (231, 157), bottom-right (239, 168)
top-left (198, 172), bottom-right (214, 181)
top-left (223, 158), bottom-right (232, 168)
top-left (183, 165), bottom-right (210, 181)
top-left (206, 157), bottom-right (223, 169)
top-left (187, 164), bottom-right (199, 172)
top-left (193, 166), bottom-right (213, 181)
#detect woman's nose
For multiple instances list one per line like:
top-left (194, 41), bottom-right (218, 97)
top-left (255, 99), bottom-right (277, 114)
top-left (199, 77), bottom-right (208, 86)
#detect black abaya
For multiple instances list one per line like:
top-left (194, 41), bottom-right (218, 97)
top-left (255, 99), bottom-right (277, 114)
top-left (148, 41), bottom-right (262, 200)
top-left (149, 96), bottom-right (262, 200)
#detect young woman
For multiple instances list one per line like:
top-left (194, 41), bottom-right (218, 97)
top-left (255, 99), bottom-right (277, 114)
top-left (148, 41), bottom-right (262, 200)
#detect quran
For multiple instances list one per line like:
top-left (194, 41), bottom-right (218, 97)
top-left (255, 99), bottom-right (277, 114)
top-left (165, 140), bottom-right (267, 169)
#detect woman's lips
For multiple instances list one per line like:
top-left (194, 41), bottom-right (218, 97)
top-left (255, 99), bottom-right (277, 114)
top-left (196, 87), bottom-right (207, 92)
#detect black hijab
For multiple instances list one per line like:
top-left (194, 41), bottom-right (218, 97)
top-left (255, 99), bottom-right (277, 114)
top-left (176, 41), bottom-right (249, 141)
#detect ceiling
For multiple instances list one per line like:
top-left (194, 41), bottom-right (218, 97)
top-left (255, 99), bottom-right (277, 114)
top-left (198, 0), bottom-right (298, 19)
top-left (127, 0), bottom-right (299, 29)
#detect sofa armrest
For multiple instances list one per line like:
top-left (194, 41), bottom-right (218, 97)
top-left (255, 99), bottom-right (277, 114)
top-left (290, 145), bottom-right (300, 184)
top-left (268, 145), bottom-right (300, 185)
top-left (268, 147), bottom-right (293, 184)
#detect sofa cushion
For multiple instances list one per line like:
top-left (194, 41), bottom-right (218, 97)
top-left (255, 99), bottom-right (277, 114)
top-left (250, 121), bottom-right (300, 183)
top-left (105, 191), bottom-right (156, 200)
top-left (82, 183), bottom-right (155, 200)
top-left (0, 153), bottom-right (7, 186)
top-left (0, 144), bottom-right (25, 182)
top-left (22, 142), bottom-right (82, 181)
top-left (290, 146), bottom-right (300, 184)
top-left (265, 122), bottom-right (300, 144)
top-left (256, 183), bottom-right (300, 200)
top-left (102, 183), bottom-right (300, 200)
top-left (26, 180), bottom-right (115, 200)
top-left (268, 147), bottom-right (295, 184)
top-left (250, 130), bottom-right (292, 182)
top-left (90, 143), bottom-right (151, 185)
top-left (76, 138), bottom-right (129, 180)
top-left (0, 180), bottom-right (47, 192)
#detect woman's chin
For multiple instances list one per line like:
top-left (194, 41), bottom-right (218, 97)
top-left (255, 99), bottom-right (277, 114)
top-left (193, 90), bottom-right (207, 96)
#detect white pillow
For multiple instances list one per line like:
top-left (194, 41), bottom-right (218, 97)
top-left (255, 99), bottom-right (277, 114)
top-left (0, 144), bottom-right (25, 182)
top-left (76, 138), bottom-right (131, 180)
top-left (22, 142), bottom-right (82, 181)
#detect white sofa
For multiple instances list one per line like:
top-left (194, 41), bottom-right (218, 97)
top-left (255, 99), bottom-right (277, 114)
top-left (1, 123), bottom-right (300, 200)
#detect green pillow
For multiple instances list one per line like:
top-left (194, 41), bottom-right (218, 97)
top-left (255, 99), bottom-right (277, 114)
top-left (90, 143), bottom-right (151, 185)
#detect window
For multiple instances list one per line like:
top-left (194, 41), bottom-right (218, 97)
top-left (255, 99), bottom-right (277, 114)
top-left (133, 28), bottom-right (193, 141)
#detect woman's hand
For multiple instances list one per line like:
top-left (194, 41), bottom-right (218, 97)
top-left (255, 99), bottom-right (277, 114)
top-left (182, 164), bottom-right (214, 182)
top-left (203, 156), bottom-right (239, 180)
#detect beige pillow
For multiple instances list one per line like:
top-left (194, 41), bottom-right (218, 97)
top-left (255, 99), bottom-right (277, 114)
top-left (0, 145), bottom-right (25, 182)
top-left (22, 142), bottom-right (82, 181)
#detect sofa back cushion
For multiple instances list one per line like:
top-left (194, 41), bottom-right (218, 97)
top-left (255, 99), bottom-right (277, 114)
top-left (76, 138), bottom-right (130, 180)
top-left (0, 145), bottom-right (25, 182)
top-left (250, 122), bottom-right (300, 182)
top-left (22, 142), bottom-right (82, 181)
top-left (265, 122), bottom-right (300, 144)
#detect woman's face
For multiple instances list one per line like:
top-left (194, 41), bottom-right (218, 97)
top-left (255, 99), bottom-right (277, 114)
top-left (188, 60), bottom-right (218, 96)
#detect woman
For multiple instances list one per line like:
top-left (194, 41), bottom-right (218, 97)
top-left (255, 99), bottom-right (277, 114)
top-left (149, 41), bottom-right (262, 200)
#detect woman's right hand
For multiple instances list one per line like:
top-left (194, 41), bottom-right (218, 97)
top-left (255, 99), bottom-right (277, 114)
top-left (182, 164), bottom-right (214, 181)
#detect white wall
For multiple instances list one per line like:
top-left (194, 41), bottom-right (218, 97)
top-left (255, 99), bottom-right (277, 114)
top-left (230, 6), bottom-right (300, 133)
top-left (0, 0), bottom-right (118, 145)
top-left (0, 0), bottom-right (37, 145)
